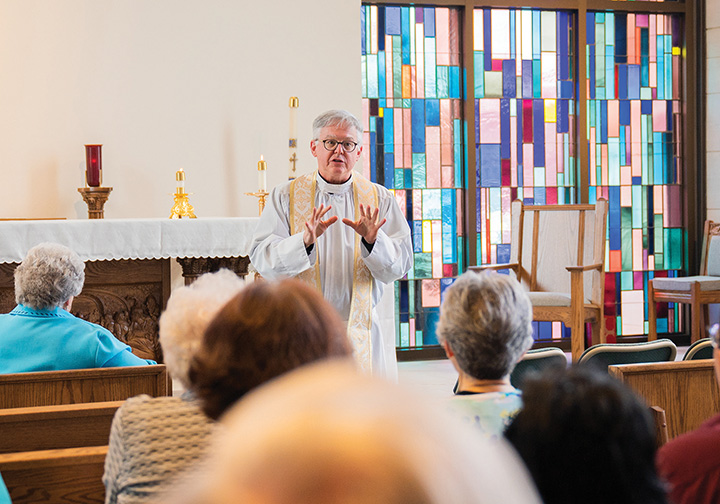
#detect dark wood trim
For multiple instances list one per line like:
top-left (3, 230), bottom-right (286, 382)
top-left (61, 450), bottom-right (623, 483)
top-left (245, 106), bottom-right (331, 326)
top-left (396, 346), bottom-right (448, 361)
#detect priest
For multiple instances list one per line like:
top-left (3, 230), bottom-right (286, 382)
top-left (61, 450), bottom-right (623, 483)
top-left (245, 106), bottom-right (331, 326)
top-left (249, 110), bottom-right (412, 380)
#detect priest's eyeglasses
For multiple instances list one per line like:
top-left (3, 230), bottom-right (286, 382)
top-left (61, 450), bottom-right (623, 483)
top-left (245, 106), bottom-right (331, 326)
top-left (320, 139), bottom-right (358, 152)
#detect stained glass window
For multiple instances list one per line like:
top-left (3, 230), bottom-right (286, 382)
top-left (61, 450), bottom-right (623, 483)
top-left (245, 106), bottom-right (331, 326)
top-left (361, 5), bottom-right (464, 347)
top-left (587, 12), bottom-right (684, 337)
top-left (473, 8), bottom-right (576, 340)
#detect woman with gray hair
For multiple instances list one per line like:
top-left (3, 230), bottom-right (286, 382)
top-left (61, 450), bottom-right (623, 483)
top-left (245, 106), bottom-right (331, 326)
top-left (0, 242), bottom-right (154, 373)
top-left (436, 271), bottom-right (534, 437)
top-left (104, 269), bottom-right (245, 504)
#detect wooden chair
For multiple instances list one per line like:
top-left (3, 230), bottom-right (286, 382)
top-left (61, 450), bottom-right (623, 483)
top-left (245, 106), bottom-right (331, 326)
top-left (648, 220), bottom-right (720, 343)
top-left (509, 347), bottom-right (567, 390)
top-left (470, 199), bottom-right (608, 361)
top-left (609, 359), bottom-right (720, 439)
top-left (578, 339), bottom-right (677, 371)
top-left (0, 365), bottom-right (170, 408)
top-left (0, 446), bottom-right (107, 504)
top-left (0, 401), bottom-right (122, 454)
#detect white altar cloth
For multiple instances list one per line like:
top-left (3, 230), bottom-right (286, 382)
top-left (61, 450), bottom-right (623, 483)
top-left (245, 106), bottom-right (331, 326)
top-left (0, 218), bottom-right (259, 263)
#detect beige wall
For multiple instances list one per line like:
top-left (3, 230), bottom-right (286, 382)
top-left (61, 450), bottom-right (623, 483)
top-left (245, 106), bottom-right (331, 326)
top-left (708, 1), bottom-right (720, 222)
top-left (0, 0), bottom-right (361, 219)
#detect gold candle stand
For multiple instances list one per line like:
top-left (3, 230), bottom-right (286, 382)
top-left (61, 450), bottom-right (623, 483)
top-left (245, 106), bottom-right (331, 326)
top-left (78, 186), bottom-right (113, 219)
top-left (245, 190), bottom-right (269, 216)
top-left (170, 189), bottom-right (197, 219)
top-left (170, 168), bottom-right (196, 218)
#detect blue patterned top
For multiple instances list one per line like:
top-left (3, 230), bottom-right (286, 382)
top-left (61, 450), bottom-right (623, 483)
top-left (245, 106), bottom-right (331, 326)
top-left (0, 304), bottom-right (155, 373)
top-left (448, 389), bottom-right (523, 439)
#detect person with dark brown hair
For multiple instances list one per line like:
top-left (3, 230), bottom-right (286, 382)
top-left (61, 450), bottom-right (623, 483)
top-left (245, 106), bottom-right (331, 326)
top-left (189, 277), bottom-right (353, 420)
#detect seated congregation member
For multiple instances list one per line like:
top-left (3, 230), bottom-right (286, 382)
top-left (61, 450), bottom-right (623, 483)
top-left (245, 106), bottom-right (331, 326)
top-left (504, 365), bottom-right (667, 504)
top-left (103, 270), bottom-right (244, 504)
top-left (0, 243), bottom-right (154, 373)
top-left (436, 271), bottom-right (534, 436)
top-left (189, 277), bottom-right (353, 420)
top-left (656, 323), bottom-right (720, 504)
top-left (172, 361), bottom-right (542, 504)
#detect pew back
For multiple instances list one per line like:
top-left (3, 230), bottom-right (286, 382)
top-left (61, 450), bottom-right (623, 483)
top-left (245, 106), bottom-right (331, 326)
top-left (0, 446), bottom-right (107, 504)
top-left (609, 360), bottom-right (720, 439)
top-left (0, 365), bottom-right (170, 408)
top-left (0, 401), bottom-right (122, 454)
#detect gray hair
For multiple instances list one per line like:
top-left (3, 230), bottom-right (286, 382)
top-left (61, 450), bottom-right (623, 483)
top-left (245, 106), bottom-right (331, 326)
top-left (14, 243), bottom-right (85, 310)
top-left (159, 269), bottom-right (245, 390)
top-left (437, 271), bottom-right (534, 380)
top-left (312, 110), bottom-right (363, 145)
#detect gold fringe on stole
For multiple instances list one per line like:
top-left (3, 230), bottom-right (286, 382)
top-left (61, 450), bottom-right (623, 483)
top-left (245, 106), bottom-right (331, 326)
top-left (289, 171), bottom-right (377, 373)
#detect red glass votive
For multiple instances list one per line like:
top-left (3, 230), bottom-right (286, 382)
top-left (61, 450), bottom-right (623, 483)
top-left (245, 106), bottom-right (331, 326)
top-left (85, 144), bottom-right (102, 187)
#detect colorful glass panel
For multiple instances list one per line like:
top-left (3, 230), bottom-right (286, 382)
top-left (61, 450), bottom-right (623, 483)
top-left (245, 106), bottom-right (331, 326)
top-left (473, 8), bottom-right (576, 341)
top-left (361, 5), bottom-right (464, 348)
top-left (587, 12), bottom-right (684, 337)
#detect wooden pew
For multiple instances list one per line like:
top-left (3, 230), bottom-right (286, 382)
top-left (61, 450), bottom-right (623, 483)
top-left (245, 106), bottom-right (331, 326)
top-left (609, 359), bottom-right (720, 439)
top-left (0, 365), bottom-right (171, 408)
top-left (0, 401), bottom-right (123, 454)
top-left (0, 446), bottom-right (107, 504)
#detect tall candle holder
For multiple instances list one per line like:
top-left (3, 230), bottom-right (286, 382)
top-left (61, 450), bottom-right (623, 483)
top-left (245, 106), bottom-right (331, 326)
top-left (169, 168), bottom-right (197, 219)
top-left (289, 96), bottom-right (299, 180)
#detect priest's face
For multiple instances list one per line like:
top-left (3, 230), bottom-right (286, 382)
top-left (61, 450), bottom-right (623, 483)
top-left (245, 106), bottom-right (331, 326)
top-left (311, 124), bottom-right (363, 184)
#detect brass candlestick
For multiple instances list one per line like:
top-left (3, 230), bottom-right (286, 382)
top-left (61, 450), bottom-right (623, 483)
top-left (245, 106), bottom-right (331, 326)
top-left (170, 168), bottom-right (197, 219)
top-left (78, 186), bottom-right (113, 219)
top-left (245, 190), bottom-right (269, 216)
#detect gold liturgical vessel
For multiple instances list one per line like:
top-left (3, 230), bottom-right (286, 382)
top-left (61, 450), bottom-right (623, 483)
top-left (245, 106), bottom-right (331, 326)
top-left (169, 168), bottom-right (197, 219)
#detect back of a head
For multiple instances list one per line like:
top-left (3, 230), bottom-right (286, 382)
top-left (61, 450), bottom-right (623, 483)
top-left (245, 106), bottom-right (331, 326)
top-left (189, 278), bottom-right (353, 420)
top-left (14, 242), bottom-right (85, 310)
top-left (159, 269), bottom-right (245, 390)
top-left (176, 361), bottom-right (542, 504)
top-left (436, 271), bottom-right (534, 380)
top-left (504, 365), bottom-right (667, 504)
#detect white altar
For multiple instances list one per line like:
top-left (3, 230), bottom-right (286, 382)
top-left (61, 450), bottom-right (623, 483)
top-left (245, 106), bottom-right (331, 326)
top-left (0, 217), bottom-right (259, 263)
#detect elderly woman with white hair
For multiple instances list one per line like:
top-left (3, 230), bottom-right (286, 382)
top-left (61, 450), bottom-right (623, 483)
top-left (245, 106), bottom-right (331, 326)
top-left (436, 271), bottom-right (535, 437)
top-left (0, 242), bottom-right (154, 373)
top-left (103, 269), bottom-right (245, 504)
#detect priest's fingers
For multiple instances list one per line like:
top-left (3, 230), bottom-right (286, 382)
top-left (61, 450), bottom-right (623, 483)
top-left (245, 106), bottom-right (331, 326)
top-left (313, 205), bottom-right (333, 220)
top-left (341, 218), bottom-right (359, 230)
top-left (322, 216), bottom-right (338, 227)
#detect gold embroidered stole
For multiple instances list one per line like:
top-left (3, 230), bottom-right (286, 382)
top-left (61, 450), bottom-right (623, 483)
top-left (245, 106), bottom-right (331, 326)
top-left (289, 171), bottom-right (378, 373)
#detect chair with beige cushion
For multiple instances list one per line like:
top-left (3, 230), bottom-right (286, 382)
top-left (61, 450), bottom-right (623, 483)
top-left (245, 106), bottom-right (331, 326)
top-left (470, 199), bottom-right (608, 362)
top-left (648, 220), bottom-right (720, 344)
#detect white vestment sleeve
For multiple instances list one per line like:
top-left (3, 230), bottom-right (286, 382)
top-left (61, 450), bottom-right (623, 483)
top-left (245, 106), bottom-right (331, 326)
top-left (249, 184), bottom-right (313, 280)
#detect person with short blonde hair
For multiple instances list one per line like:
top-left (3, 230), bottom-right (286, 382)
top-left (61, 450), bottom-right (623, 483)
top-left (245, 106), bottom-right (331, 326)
top-left (0, 242), bottom-right (154, 373)
top-left (103, 269), bottom-right (245, 504)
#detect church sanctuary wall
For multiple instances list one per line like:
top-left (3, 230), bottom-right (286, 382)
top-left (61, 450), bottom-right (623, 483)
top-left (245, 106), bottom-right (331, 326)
top-left (708, 1), bottom-right (720, 222)
top-left (0, 0), bottom-right (361, 219)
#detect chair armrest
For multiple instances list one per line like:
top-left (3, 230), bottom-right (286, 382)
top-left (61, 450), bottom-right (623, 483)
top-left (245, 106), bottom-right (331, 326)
top-left (566, 263), bottom-right (603, 273)
top-left (468, 263), bottom-right (519, 273)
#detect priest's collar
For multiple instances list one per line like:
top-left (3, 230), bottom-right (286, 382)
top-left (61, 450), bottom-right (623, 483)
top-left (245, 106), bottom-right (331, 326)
top-left (316, 171), bottom-right (354, 194)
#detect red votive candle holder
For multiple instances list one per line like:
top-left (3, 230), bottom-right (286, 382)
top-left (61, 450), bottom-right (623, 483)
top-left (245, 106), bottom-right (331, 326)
top-left (85, 144), bottom-right (102, 187)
